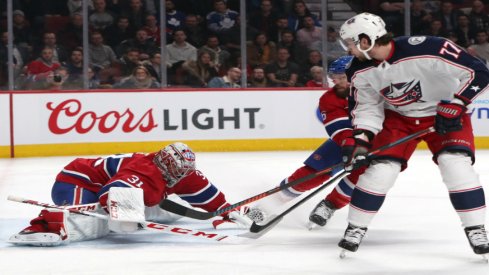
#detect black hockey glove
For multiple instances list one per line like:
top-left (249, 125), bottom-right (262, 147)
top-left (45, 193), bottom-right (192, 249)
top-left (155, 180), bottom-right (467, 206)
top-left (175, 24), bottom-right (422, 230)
top-left (435, 101), bottom-right (467, 135)
top-left (341, 130), bottom-right (373, 172)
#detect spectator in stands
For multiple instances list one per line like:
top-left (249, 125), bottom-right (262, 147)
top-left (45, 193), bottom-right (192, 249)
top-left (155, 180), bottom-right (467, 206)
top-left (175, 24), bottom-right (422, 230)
top-left (122, 0), bottom-right (146, 30)
top-left (165, 29), bottom-right (197, 69)
top-left (143, 0), bottom-right (158, 15)
top-left (67, 0), bottom-right (93, 15)
top-left (305, 66), bottom-right (324, 88)
top-left (115, 48), bottom-right (141, 78)
top-left (89, 31), bottom-right (118, 71)
top-left (421, 18), bottom-right (449, 38)
top-left (246, 32), bottom-right (277, 68)
top-left (433, 0), bottom-right (463, 33)
top-left (206, 0), bottom-right (239, 41)
top-left (200, 34), bottom-right (230, 70)
top-left (166, 0), bottom-right (186, 36)
top-left (0, 31), bottom-right (25, 88)
top-left (182, 14), bottom-right (208, 48)
top-left (453, 13), bottom-right (476, 48)
top-left (117, 29), bottom-right (157, 60)
top-left (468, 29), bottom-right (489, 62)
top-left (217, 14), bottom-right (245, 57)
top-left (411, 0), bottom-right (432, 35)
top-left (113, 65), bottom-right (160, 89)
top-left (269, 16), bottom-right (290, 43)
top-left (296, 15), bottom-right (322, 50)
top-left (446, 31), bottom-right (460, 45)
top-left (89, 0), bottom-right (114, 31)
top-left (299, 49), bottom-right (322, 85)
top-left (322, 26), bottom-right (347, 63)
top-left (287, 0), bottom-right (320, 32)
top-left (423, 0), bottom-right (441, 14)
top-left (142, 14), bottom-right (161, 44)
top-left (248, 0), bottom-right (279, 39)
top-left (181, 50), bottom-right (219, 87)
top-left (2, 30), bottom-right (27, 74)
top-left (265, 47), bottom-right (299, 87)
top-left (12, 10), bottom-right (33, 48)
top-left (26, 47), bottom-right (61, 83)
top-left (63, 47), bottom-right (84, 78)
top-left (379, 1), bottom-right (404, 36)
top-left (34, 32), bottom-right (69, 64)
top-left (469, 0), bottom-right (489, 34)
top-left (247, 65), bottom-right (268, 87)
top-left (142, 52), bottom-right (162, 83)
top-left (207, 66), bottom-right (241, 88)
top-left (277, 29), bottom-right (307, 65)
top-left (59, 12), bottom-right (84, 51)
top-left (104, 16), bottom-right (136, 50)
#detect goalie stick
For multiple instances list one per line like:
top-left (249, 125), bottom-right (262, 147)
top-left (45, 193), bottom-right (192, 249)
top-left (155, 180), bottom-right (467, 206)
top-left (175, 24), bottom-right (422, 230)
top-left (246, 126), bottom-right (436, 235)
top-left (160, 126), bottom-right (436, 220)
top-left (7, 195), bottom-right (238, 242)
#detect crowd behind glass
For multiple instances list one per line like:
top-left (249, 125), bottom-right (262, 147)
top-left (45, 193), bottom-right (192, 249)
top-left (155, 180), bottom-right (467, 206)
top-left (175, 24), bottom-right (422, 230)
top-left (1, 0), bottom-right (489, 90)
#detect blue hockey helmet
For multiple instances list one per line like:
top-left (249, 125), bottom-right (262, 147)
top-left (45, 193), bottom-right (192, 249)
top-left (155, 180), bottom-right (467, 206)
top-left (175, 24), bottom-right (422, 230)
top-left (328, 55), bottom-right (354, 75)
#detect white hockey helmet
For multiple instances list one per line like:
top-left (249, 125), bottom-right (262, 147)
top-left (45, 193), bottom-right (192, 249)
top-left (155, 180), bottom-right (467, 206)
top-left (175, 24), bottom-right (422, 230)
top-left (154, 142), bottom-right (196, 187)
top-left (339, 12), bottom-right (387, 59)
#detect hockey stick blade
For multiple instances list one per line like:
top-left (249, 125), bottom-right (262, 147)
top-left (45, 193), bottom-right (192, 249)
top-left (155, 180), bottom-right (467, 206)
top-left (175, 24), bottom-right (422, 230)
top-left (160, 126), bottom-right (435, 220)
top-left (7, 195), bottom-right (240, 242)
top-left (248, 169), bottom-right (349, 234)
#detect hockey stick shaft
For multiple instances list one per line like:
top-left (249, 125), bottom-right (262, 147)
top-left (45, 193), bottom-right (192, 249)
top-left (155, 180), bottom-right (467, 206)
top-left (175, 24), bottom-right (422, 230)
top-left (7, 195), bottom-right (233, 242)
top-left (160, 126), bottom-right (435, 220)
top-left (249, 169), bottom-right (349, 233)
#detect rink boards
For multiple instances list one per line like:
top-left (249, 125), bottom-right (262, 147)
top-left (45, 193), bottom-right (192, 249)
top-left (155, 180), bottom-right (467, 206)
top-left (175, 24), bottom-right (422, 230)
top-left (1, 89), bottom-right (488, 158)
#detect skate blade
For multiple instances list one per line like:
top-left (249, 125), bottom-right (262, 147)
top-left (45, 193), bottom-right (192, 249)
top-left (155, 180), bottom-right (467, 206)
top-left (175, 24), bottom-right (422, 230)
top-left (339, 249), bottom-right (347, 259)
top-left (482, 254), bottom-right (488, 263)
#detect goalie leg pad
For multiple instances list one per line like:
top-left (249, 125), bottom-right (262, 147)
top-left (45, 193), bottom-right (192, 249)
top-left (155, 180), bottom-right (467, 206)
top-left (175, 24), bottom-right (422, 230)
top-left (438, 152), bottom-right (486, 227)
top-left (348, 160), bottom-right (401, 227)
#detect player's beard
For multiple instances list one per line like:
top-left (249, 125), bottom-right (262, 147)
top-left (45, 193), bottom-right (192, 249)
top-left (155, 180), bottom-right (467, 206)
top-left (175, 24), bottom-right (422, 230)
top-left (334, 85), bottom-right (349, 98)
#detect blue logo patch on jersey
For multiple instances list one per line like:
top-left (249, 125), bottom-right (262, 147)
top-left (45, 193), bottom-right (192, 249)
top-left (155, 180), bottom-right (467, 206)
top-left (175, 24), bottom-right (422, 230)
top-left (380, 80), bottom-right (423, 106)
top-left (408, 36), bottom-right (426, 45)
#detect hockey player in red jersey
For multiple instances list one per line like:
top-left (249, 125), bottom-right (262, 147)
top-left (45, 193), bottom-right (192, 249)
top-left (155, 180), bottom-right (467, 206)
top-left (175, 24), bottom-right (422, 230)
top-left (9, 142), bottom-right (251, 246)
top-left (247, 56), bottom-right (366, 228)
top-left (337, 12), bottom-right (489, 257)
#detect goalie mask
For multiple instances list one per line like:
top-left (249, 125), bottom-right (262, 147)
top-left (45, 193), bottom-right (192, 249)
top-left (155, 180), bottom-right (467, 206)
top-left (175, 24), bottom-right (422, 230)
top-left (154, 142), bottom-right (196, 187)
top-left (339, 12), bottom-right (387, 60)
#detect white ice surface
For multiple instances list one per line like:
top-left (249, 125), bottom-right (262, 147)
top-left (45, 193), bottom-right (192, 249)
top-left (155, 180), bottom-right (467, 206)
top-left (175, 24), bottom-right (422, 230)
top-left (0, 150), bottom-right (488, 275)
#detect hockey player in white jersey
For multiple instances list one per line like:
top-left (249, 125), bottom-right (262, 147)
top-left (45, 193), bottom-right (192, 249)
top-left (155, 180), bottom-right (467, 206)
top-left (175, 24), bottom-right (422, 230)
top-left (337, 12), bottom-right (489, 258)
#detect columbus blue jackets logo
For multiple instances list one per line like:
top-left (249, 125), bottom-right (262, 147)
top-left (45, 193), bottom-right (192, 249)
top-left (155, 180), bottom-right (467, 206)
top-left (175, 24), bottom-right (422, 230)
top-left (408, 36), bottom-right (426, 45)
top-left (380, 80), bottom-right (423, 106)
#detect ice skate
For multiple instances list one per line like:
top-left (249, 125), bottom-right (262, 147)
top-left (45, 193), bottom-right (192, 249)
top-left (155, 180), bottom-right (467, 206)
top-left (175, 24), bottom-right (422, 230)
top-left (338, 223), bottom-right (368, 258)
top-left (464, 225), bottom-right (489, 261)
top-left (9, 229), bottom-right (63, 247)
top-left (8, 209), bottom-right (67, 247)
top-left (8, 219), bottom-right (63, 246)
top-left (307, 199), bottom-right (336, 230)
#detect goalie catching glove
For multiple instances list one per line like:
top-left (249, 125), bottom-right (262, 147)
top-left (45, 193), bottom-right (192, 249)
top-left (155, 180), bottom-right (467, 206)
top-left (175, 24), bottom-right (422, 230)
top-left (212, 207), bottom-right (253, 230)
top-left (435, 99), bottom-right (467, 135)
top-left (341, 130), bottom-right (373, 171)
